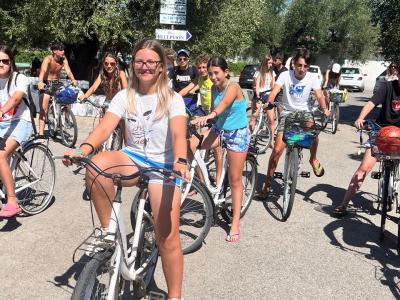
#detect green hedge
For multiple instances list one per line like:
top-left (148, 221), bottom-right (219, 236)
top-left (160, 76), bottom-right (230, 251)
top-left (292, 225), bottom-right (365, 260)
top-left (228, 61), bottom-right (251, 76)
top-left (15, 49), bottom-right (48, 63)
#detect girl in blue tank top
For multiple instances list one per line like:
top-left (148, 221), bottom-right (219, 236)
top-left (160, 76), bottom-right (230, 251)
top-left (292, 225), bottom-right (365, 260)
top-left (189, 56), bottom-right (250, 243)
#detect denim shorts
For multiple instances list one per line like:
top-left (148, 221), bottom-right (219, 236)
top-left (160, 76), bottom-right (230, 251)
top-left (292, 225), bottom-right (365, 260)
top-left (212, 126), bottom-right (250, 153)
top-left (121, 148), bottom-right (182, 187)
top-left (0, 119), bottom-right (33, 145)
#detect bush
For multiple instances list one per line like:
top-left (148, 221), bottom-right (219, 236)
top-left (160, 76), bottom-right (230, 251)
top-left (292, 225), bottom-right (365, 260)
top-left (15, 49), bottom-right (48, 63)
top-left (228, 61), bottom-right (250, 76)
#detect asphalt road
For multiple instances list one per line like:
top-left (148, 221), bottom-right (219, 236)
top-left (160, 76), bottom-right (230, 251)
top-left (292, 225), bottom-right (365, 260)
top-left (1, 90), bottom-right (400, 300)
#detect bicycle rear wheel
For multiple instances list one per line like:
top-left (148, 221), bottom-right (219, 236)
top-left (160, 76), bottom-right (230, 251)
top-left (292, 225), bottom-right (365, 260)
top-left (14, 143), bottom-right (56, 215)
top-left (281, 147), bottom-right (299, 221)
top-left (331, 103), bottom-right (339, 134)
top-left (221, 154), bottom-right (257, 223)
top-left (60, 106), bottom-right (78, 148)
top-left (380, 163), bottom-right (391, 242)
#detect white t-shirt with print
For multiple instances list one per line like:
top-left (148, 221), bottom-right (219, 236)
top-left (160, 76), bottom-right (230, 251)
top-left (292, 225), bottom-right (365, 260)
top-left (108, 89), bottom-right (186, 164)
top-left (276, 70), bottom-right (321, 112)
top-left (0, 72), bottom-right (30, 122)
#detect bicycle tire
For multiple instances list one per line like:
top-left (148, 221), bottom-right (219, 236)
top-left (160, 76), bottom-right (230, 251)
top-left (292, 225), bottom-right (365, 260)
top-left (71, 249), bottom-right (119, 300)
top-left (14, 143), bottom-right (56, 215)
top-left (220, 154), bottom-right (257, 223)
top-left (379, 163), bottom-right (391, 242)
top-left (331, 103), bottom-right (339, 134)
top-left (47, 104), bottom-right (57, 138)
top-left (281, 147), bottom-right (299, 221)
top-left (60, 107), bottom-right (78, 148)
top-left (254, 119), bottom-right (272, 154)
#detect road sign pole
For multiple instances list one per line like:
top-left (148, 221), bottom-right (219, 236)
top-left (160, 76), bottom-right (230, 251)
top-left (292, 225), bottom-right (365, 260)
top-left (171, 25), bottom-right (174, 49)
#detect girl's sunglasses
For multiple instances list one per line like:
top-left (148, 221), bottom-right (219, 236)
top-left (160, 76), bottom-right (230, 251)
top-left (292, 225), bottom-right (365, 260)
top-left (0, 59), bottom-right (11, 65)
top-left (104, 61), bottom-right (116, 67)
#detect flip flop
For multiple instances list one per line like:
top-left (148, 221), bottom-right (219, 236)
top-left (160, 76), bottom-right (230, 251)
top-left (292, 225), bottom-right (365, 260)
top-left (225, 231), bottom-right (240, 243)
top-left (0, 203), bottom-right (22, 218)
top-left (310, 160), bottom-right (325, 177)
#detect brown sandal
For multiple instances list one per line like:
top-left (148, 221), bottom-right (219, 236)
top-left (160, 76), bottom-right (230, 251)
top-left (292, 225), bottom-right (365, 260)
top-left (310, 160), bottom-right (325, 177)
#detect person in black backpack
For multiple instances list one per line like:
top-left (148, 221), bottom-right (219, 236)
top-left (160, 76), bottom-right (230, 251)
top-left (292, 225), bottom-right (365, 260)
top-left (0, 45), bottom-right (33, 218)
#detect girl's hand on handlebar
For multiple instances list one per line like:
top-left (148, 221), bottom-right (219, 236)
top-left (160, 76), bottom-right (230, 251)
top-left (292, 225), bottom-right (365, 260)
top-left (323, 108), bottom-right (331, 117)
top-left (173, 163), bottom-right (191, 181)
top-left (190, 114), bottom-right (213, 128)
top-left (62, 150), bottom-right (87, 167)
top-left (38, 82), bottom-right (45, 91)
top-left (354, 118), bottom-right (364, 130)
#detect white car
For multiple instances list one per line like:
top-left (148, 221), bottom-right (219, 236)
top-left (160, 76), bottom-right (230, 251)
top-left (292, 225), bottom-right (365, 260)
top-left (309, 65), bottom-right (323, 86)
top-left (339, 67), bottom-right (365, 92)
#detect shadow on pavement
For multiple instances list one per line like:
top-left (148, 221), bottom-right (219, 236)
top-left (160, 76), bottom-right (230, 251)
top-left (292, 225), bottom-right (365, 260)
top-left (50, 254), bottom-right (89, 291)
top-left (0, 217), bottom-right (22, 231)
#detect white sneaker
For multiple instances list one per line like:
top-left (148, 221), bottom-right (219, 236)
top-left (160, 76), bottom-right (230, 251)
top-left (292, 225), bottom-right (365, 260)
top-left (84, 228), bottom-right (115, 256)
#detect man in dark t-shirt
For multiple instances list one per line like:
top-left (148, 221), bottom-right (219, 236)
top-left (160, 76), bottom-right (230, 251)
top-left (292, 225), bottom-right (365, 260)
top-left (333, 79), bottom-right (400, 216)
top-left (169, 49), bottom-right (199, 111)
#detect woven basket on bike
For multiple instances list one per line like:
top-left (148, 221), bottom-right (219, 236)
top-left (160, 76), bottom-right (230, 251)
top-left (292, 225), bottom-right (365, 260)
top-left (282, 112), bottom-right (319, 149)
top-left (55, 86), bottom-right (78, 105)
top-left (330, 90), bottom-right (348, 104)
top-left (373, 126), bottom-right (400, 159)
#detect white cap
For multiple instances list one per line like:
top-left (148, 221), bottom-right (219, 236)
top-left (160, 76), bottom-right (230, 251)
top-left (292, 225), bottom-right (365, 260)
top-left (332, 63), bottom-right (341, 73)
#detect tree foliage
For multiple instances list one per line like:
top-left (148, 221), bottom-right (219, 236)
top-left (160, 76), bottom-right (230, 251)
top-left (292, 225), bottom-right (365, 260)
top-left (370, 0), bottom-right (400, 63)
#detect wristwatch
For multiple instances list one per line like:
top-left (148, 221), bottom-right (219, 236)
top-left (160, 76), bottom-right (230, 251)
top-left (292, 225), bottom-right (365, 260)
top-left (0, 110), bottom-right (4, 118)
top-left (175, 157), bottom-right (188, 165)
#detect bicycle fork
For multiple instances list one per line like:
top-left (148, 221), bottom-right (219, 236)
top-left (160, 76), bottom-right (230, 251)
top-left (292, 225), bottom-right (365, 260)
top-left (274, 148), bottom-right (310, 179)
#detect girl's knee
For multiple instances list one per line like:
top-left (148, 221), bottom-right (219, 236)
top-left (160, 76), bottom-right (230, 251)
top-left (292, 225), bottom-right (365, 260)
top-left (157, 232), bottom-right (181, 253)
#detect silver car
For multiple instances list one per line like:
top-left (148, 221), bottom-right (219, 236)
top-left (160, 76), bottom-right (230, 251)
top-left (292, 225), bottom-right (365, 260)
top-left (339, 67), bottom-right (365, 92)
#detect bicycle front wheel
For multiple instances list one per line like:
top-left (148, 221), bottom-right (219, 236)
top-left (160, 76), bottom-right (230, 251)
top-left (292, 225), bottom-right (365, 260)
top-left (71, 249), bottom-right (119, 300)
top-left (221, 154), bottom-right (257, 223)
top-left (47, 104), bottom-right (57, 138)
top-left (281, 147), bottom-right (299, 221)
top-left (331, 103), bottom-right (339, 134)
top-left (60, 107), bottom-right (78, 148)
top-left (14, 143), bottom-right (56, 215)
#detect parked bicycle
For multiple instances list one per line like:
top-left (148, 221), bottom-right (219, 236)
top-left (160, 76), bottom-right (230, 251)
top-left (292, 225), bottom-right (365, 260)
top-left (58, 156), bottom-right (180, 299)
top-left (272, 111), bottom-right (322, 221)
top-left (83, 96), bottom-right (124, 151)
top-left (1, 135), bottom-right (55, 215)
top-left (47, 85), bottom-right (79, 148)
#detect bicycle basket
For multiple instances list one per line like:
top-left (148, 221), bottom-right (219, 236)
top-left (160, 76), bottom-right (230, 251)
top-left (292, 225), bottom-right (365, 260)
top-left (283, 112), bottom-right (316, 149)
top-left (56, 86), bottom-right (78, 105)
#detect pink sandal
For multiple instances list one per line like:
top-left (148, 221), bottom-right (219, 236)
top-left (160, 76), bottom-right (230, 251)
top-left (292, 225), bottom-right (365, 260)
top-left (225, 231), bottom-right (240, 243)
top-left (0, 203), bottom-right (22, 217)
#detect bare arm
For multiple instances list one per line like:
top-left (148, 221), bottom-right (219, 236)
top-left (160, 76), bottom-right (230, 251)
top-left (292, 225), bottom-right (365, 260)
top-left (119, 70), bottom-right (128, 89)
top-left (78, 112), bottom-right (121, 155)
top-left (80, 75), bottom-right (102, 100)
top-left (63, 59), bottom-right (77, 86)
top-left (179, 82), bottom-right (195, 97)
top-left (212, 83), bottom-right (242, 116)
top-left (170, 115), bottom-right (189, 179)
top-left (255, 75), bottom-right (261, 98)
top-left (0, 91), bottom-right (25, 116)
top-left (314, 88), bottom-right (329, 116)
top-left (38, 57), bottom-right (50, 90)
top-left (355, 101), bottom-right (376, 129)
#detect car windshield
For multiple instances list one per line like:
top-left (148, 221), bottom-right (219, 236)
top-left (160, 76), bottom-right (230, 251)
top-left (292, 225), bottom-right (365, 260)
top-left (341, 68), bottom-right (360, 75)
top-left (309, 67), bottom-right (318, 73)
top-left (242, 65), bottom-right (258, 75)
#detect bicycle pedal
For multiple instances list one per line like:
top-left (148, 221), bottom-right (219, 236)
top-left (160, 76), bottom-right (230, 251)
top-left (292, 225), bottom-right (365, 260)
top-left (148, 291), bottom-right (166, 300)
top-left (273, 172), bottom-right (283, 179)
top-left (300, 171), bottom-right (310, 178)
top-left (371, 171), bottom-right (381, 179)
top-left (132, 276), bottom-right (147, 298)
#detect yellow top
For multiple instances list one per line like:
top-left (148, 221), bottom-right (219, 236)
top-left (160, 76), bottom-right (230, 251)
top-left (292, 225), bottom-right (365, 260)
top-left (198, 77), bottom-right (213, 109)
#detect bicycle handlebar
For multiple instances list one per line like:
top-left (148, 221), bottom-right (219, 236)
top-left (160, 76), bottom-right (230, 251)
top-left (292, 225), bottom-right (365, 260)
top-left (84, 98), bottom-right (109, 109)
top-left (54, 155), bottom-right (181, 181)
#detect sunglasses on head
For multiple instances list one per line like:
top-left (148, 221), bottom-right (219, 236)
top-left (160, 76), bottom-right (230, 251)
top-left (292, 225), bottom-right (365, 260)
top-left (104, 61), bottom-right (116, 67)
top-left (0, 59), bottom-right (10, 65)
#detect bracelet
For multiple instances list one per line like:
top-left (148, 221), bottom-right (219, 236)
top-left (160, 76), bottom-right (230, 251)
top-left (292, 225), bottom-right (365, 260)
top-left (211, 110), bottom-right (218, 118)
top-left (175, 157), bottom-right (188, 165)
top-left (0, 110), bottom-right (4, 117)
top-left (79, 142), bottom-right (95, 154)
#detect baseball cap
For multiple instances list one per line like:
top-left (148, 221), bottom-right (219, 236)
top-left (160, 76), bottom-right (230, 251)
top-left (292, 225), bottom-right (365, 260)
top-left (332, 63), bottom-right (341, 73)
top-left (177, 49), bottom-right (190, 57)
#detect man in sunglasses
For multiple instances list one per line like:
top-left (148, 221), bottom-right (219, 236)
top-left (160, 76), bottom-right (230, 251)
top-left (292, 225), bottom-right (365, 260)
top-left (169, 49), bottom-right (199, 112)
top-left (37, 42), bottom-right (77, 136)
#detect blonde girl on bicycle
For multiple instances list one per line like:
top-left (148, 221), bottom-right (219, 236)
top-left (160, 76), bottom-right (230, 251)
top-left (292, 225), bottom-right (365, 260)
top-left (64, 39), bottom-right (188, 300)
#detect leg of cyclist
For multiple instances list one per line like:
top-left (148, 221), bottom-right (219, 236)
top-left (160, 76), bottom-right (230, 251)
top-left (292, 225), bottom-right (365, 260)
top-left (0, 138), bottom-right (22, 217)
top-left (226, 150), bottom-right (247, 241)
top-left (39, 92), bottom-right (51, 136)
top-left (266, 108), bottom-right (276, 147)
top-left (213, 146), bottom-right (223, 185)
top-left (334, 148), bottom-right (376, 215)
top-left (262, 133), bottom-right (286, 195)
top-left (309, 136), bottom-right (325, 177)
top-left (86, 151), bottom-right (139, 228)
top-left (148, 183), bottom-right (182, 299)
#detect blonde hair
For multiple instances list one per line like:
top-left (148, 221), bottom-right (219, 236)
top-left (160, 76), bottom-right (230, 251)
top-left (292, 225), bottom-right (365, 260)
top-left (258, 55), bottom-right (273, 88)
top-left (127, 39), bottom-right (173, 119)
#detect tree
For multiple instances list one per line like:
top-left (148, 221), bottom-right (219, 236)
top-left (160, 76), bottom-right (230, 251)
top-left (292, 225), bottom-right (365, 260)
top-left (370, 0), bottom-right (400, 63)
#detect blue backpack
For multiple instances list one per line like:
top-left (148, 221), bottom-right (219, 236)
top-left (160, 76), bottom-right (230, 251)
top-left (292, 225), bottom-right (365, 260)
top-left (56, 86), bottom-right (78, 104)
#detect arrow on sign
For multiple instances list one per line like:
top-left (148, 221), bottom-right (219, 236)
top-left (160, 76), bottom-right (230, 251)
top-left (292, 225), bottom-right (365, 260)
top-left (186, 31), bottom-right (192, 41)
